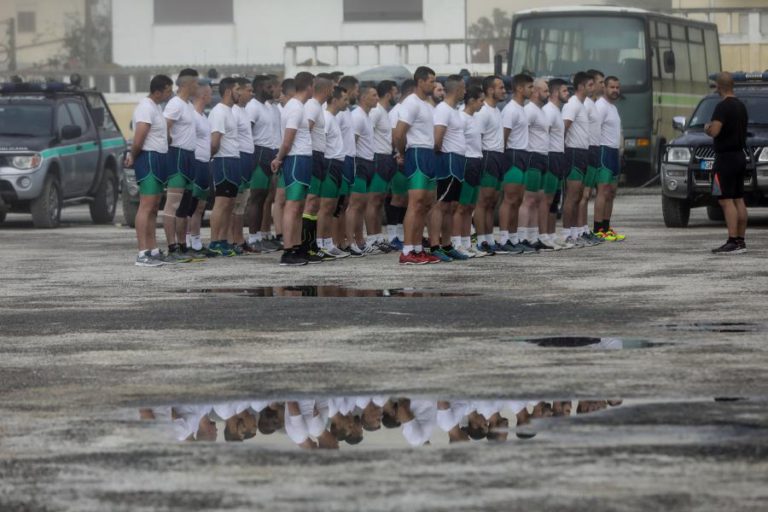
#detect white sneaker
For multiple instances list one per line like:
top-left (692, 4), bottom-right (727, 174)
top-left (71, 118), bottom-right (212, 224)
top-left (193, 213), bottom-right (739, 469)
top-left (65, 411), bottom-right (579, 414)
top-left (552, 236), bottom-right (573, 250)
top-left (456, 246), bottom-right (475, 259)
top-left (322, 246), bottom-right (350, 259)
top-left (363, 243), bottom-right (381, 255)
top-left (467, 245), bottom-right (486, 258)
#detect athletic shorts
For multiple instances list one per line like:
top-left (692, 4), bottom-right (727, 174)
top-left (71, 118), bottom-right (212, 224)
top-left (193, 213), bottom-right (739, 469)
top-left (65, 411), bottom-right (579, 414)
top-left (167, 147), bottom-right (195, 188)
top-left (480, 150), bottom-right (506, 189)
top-left (439, 152), bottom-right (466, 182)
top-left (712, 151), bottom-right (747, 200)
top-left (372, 153), bottom-right (397, 193)
top-left (134, 150), bottom-right (168, 190)
top-left (565, 147), bottom-right (589, 182)
top-left (525, 152), bottom-right (547, 192)
top-left (320, 158), bottom-right (344, 199)
top-left (282, 155), bottom-right (312, 201)
top-left (437, 176), bottom-right (461, 203)
top-left (215, 180), bottom-right (238, 198)
top-left (309, 150), bottom-right (326, 196)
top-left (390, 164), bottom-right (408, 196)
top-left (585, 145), bottom-right (600, 188)
top-left (503, 149), bottom-right (530, 186)
top-left (460, 157), bottom-right (483, 206)
top-left (598, 146), bottom-right (621, 185)
top-left (251, 145), bottom-right (275, 190)
top-left (353, 157), bottom-right (374, 194)
top-left (544, 152), bottom-right (565, 195)
top-left (340, 155), bottom-right (355, 196)
top-left (239, 152), bottom-right (255, 190)
top-left (404, 147), bottom-right (437, 191)
top-left (192, 159), bottom-right (211, 200)
top-left (212, 156), bottom-right (241, 187)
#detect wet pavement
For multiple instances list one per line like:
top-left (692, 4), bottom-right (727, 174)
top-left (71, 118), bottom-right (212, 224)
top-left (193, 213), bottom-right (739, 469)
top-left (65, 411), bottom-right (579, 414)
top-left (2, 194), bottom-right (768, 511)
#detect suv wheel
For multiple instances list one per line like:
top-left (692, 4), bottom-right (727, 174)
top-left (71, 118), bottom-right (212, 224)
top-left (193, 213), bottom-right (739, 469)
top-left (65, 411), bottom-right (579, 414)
top-left (0, 209), bottom-right (6, 224)
top-left (662, 195), bottom-right (690, 228)
top-left (30, 174), bottom-right (62, 228)
top-left (90, 170), bottom-right (118, 224)
top-left (706, 204), bottom-right (725, 222)
top-left (122, 186), bottom-right (138, 228)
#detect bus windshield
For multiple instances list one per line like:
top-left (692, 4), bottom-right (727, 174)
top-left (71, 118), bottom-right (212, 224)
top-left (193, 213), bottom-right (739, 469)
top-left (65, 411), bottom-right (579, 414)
top-left (511, 16), bottom-right (647, 89)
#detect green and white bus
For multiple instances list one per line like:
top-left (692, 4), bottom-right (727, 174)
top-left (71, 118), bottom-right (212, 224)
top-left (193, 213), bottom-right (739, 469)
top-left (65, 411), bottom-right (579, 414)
top-left (502, 7), bottom-right (721, 184)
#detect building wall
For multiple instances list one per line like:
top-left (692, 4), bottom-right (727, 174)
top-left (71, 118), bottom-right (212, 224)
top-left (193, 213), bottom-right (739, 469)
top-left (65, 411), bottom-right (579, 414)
top-left (112, 0), bottom-right (465, 67)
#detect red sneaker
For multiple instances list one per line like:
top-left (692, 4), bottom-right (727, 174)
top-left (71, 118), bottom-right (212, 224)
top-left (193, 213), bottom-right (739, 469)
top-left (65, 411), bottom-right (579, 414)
top-left (420, 251), bottom-right (441, 264)
top-left (399, 251), bottom-right (426, 265)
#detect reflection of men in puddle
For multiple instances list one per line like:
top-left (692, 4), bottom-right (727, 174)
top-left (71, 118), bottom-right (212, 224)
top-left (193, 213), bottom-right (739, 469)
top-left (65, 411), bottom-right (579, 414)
top-left (397, 398), bottom-right (437, 447)
top-left (257, 402), bottom-right (285, 435)
top-left (552, 401), bottom-right (572, 417)
top-left (437, 400), bottom-right (471, 443)
top-left (171, 406), bottom-right (218, 442)
top-left (285, 401), bottom-right (319, 449)
top-left (487, 413), bottom-right (509, 442)
top-left (224, 410), bottom-right (258, 442)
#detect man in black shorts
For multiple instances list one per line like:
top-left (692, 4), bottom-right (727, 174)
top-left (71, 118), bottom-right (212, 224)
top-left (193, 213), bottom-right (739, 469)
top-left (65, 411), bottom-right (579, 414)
top-left (706, 72), bottom-right (749, 255)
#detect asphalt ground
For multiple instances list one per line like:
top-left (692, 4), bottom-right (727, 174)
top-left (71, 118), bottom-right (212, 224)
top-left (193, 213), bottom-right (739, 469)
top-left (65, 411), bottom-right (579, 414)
top-left (1, 191), bottom-right (767, 511)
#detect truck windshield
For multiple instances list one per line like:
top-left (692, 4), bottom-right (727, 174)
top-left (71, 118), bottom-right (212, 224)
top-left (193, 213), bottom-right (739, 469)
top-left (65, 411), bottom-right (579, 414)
top-left (0, 104), bottom-right (53, 137)
top-left (511, 16), bottom-right (647, 89)
top-left (688, 96), bottom-right (768, 128)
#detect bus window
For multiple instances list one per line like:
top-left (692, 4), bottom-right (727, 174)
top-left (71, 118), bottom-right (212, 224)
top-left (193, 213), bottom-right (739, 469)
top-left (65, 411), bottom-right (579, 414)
top-left (657, 22), bottom-right (669, 39)
top-left (688, 27), bottom-right (703, 43)
top-left (651, 46), bottom-right (660, 78)
top-left (704, 30), bottom-right (721, 74)
top-left (671, 24), bottom-right (686, 41)
top-left (689, 42), bottom-right (707, 82)
top-left (672, 40), bottom-right (691, 81)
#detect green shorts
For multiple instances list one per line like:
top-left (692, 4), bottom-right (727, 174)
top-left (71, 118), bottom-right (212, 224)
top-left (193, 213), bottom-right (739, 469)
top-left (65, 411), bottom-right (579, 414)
top-left (285, 182), bottom-right (308, 201)
top-left (584, 166), bottom-right (598, 188)
top-left (352, 176), bottom-right (368, 195)
top-left (166, 173), bottom-right (190, 190)
top-left (408, 170), bottom-right (436, 191)
top-left (542, 172), bottom-right (560, 195)
top-left (459, 182), bottom-right (479, 206)
top-left (525, 169), bottom-right (543, 192)
top-left (390, 170), bottom-right (407, 196)
top-left (250, 167), bottom-right (271, 190)
top-left (139, 175), bottom-right (164, 196)
top-left (277, 171), bottom-right (285, 189)
top-left (369, 173), bottom-right (389, 194)
top-left (308, 175), bottom-right (322, 196)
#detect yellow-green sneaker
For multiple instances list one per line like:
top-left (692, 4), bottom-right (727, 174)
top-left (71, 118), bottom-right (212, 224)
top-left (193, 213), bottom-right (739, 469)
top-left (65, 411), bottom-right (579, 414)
top-left (596, 230), bottom-right (617, 242)
top-left (606, 229), bottom-right (625, 241)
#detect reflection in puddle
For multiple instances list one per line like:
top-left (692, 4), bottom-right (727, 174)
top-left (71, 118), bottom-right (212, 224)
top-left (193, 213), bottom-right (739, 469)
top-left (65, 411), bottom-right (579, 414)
top-left (175, 286), bottom-right (479, 298)
top-left (663, 322), bottom-right (762, 333)
top-left (139, 397), bottom-right (623, 449)
top-left (522, 337), bottom-right (656, 350)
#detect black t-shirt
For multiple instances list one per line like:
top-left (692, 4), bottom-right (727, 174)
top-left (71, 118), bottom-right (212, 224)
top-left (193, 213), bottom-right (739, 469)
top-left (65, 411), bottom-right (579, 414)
top-left (711, 96), bottom-right (748, 154)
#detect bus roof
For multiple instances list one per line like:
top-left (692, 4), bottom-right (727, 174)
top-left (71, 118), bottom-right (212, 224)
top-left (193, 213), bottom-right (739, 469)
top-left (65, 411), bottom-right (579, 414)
top-left (514, 6), bottom-right (716, 27)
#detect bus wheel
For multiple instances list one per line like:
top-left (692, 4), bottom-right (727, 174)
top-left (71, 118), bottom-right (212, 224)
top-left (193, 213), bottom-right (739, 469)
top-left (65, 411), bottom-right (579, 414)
top-left (662, 195), bottom-right (690, 228)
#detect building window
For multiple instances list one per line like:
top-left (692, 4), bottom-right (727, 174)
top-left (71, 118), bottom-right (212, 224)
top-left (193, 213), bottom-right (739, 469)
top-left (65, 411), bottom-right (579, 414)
top-left (153, 0), bottom-right (233, 25)
top-left (734, 12), bottom-right (749, 35)
top-left (760, 12), bottom-right (768, 35)
top-left (17, 11), bottom-right (36, 33)
top-left (343, 0), bottom-right (422, 22)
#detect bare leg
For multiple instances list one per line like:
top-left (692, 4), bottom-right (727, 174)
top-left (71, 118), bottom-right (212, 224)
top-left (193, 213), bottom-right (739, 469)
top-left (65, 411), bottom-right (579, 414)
top-left (136, 195), bottom-right (161, 251)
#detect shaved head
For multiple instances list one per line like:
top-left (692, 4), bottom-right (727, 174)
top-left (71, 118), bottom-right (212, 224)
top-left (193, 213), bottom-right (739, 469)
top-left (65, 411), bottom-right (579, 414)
top-left (715, 72), bottom-right (734, 93)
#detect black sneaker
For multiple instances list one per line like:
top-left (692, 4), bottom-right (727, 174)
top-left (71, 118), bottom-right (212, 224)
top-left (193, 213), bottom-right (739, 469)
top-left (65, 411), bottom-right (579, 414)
top-left (712, 240), bottom-right (746, 255)
top-left (306, 251), bottom-right (325, 264)
top-left (279, 251), bottom-right (308, 266)
top-left (521, 239), bottom-right (539, 253)
top-left (534, 240), bottom-right (555, 252)
top-left (478, 241), bottom-right (496, 256)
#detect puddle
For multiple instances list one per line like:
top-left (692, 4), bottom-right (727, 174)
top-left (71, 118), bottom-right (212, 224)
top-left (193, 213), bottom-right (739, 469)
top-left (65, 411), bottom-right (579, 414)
top-left (174, 286), bottom-right (479, 298)
top-left (138, 397), bottom-right (623, 449)
top-left (521, 337), bottom-right (657, 350)
top-left (663, 322), bottom-right (763, 333)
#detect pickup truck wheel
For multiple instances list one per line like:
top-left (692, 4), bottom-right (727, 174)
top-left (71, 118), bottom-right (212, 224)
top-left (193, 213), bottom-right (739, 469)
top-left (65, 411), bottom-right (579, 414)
top-left (122, 188), bottom-right (138, 228)
top-left (30, 174), bottom-right (62, 228)
top-left (662, 195), bottom-right (690, 228)
top-left (90, 170), bottom-right (117, 224)
top-left (706, 204), bottom-right (725, 222)
top-left (0, 209), bottom-right (6, 224)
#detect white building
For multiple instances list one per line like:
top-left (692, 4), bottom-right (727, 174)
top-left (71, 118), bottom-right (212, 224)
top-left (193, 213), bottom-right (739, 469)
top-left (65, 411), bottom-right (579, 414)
top-left (112, 0), bottom-right (468, 74)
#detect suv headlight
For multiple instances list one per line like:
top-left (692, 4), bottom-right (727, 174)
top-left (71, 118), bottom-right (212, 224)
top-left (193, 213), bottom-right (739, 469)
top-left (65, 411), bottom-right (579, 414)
top-left (759, 147), bottom-right (768, 163)
top-left (11, 154), bottom-right (42, 170)
top-left (666, 147), bottom-right (691, 164)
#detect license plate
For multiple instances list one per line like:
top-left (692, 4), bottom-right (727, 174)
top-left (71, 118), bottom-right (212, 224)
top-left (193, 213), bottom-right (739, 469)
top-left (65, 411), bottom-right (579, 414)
top-left (700, 160), bottom-right (713, 170)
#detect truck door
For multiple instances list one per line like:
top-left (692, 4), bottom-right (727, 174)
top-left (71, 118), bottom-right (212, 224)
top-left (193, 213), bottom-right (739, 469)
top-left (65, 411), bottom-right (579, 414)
top-left (53, 102), bottom-right (78, 197)
top-left (63, 99), bottom-right (100, 196)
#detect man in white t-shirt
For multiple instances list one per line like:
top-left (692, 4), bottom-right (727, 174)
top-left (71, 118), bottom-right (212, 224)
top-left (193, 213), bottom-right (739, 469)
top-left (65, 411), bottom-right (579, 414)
top-left (541, 78), bottom-right (571, 249)
top-left (561, 71), bottom-right (593, 247)
top-left (594, 76), bottom-right (625, 241)
top-left (271, 72), bottom-right (315, 266)
top-left (334, 76), bottom-right (360, 253)
top-left (393, 66), bottom-right (441, 265)
top-left (270, 77), bottom-right (296, 250)
top-left (125, 74), bottom-right (173, 267)
top-left (369, 80), bottom-right (399, 253)
top-left (162, 68), bottom-right (199, 263)
top-left (387, 79), bottom-right (416, 249)
top-left (431, 75), bottom-right (468, 262)
top-left (207, 77), bottom-right (241, 256)
top-left (230, 77), bottom-right (255, 254)
top-left (578, 69), bottom-right (606, 246)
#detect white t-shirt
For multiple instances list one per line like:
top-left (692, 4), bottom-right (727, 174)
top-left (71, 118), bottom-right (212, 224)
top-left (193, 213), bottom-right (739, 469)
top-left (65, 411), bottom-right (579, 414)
top-left (304, 98), bottom-right (326, 153)
top-left (208, 103), bottom-right (239, 158)
top-left (389, 103), bottom-right (401, 130)
top-left (433, 102), bottom-right (466, 155)
top-left (281, 98), bottom-right (312, 157)
top-left (270, 102), bottom-right (282, 150)
top-left (475, 102), bottom-right (504, 153)
top-left (398, 94), bottom-right (434, 149)
top-left (323, 110), bottom-right (345, 161)
top-left (337, 109), bottom-right (356, 158)
top-left (462, 111), bottom-right (483, 159)
top-left (596, 97), bottom-right (622, 149)
top-left (245, 98), bottom-right (275, 148)
top-left (542, 102), bottom-right (565, 154)
top-left (232, 105), bottom-right (254, 154)
top-left (585, 97), bottom-right (602, 147)
top-left (525, 102), bottom-right (550, 155)
top-left (502, 100), bottom-right (528, 151)
top-left (370, 104), bottom-right (393, 155)
top-left (562, 96), bottom-right (590, 150)
top-left (163, 96), bottom-right (196, 151)
top-left (193, 110), bottom-right (211, 162)
top-left (401, 399), bottom-right (437, 447)
top-left (132, 97), bottom-right (168, 153)
top-left (436, 401), bottom-right (471, 432)
top-left (352, 107), bottom-right (375, 161)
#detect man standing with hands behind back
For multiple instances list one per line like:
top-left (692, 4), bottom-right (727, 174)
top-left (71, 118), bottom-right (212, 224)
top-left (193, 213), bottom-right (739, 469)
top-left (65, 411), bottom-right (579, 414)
top-left (706, 72), bottom-right (749, 255)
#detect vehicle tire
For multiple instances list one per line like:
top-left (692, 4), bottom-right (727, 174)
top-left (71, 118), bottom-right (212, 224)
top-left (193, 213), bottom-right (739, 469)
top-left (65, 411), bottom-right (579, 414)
top-left (90, 170), bottom-right (118, 224)
top-left (122, 189), bottom-right (138, 228)
top-left (662, 195), bottom-right (690, 228)
top-left (0, 209), bottom-right (6, 224)
top-left (706, 204), bottom-right (725, 222)
top-left (30, 174), bottom-right (62, 229)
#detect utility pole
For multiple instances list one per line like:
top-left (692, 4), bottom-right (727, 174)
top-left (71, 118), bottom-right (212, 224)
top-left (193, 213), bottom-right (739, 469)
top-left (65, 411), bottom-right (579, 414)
top-left (6, 17), bottom-right (16, 72)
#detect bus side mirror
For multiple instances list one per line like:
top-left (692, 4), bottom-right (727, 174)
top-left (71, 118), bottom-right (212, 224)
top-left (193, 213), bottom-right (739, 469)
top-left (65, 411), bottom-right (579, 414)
top-left (494, 53), bottom-right (503, 76)
top-left (672, 116), bottom-right (686, 131)
top-left (663, 50), bottom-right (676, 74)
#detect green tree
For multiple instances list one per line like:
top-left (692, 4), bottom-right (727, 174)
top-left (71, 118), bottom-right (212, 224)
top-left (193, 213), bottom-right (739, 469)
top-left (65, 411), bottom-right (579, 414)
top-left (61, 1), bottom-right (112, 68)
top-left (468, 8), bottom-right (512, 62)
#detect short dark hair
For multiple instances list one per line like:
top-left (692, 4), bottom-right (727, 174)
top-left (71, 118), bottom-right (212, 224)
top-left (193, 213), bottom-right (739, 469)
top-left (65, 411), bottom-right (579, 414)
top-left (414, 66), bottom-right (436, 83)
top-left (573, 71), bottom-right (591, 89)
top-left (149, 74), bottom-right (173, 94)
top-left (329, 85), bottom-right (347, 102)
top-left (252, 75), bottom-right (271, 91)
top-left (400, 79), bottom-right (416, 96)
top-left (587, 69), bottom-right (605, 79)
top-left (548, 78), bottom-right (567, 95)
top-left (512, 73), bottom-right (533, 90)
top-left (235, 77), bottom-right (250, 87)
top-left (178, 68), bottom-right (199, 78)
top-left (338, 75), bottom-right (359, 91)
top-left (445, 74), bottom-right (464, 94)
top-left (330, 71), bottom-right (345, 80)
top-left (281, 78), bottom-right (296, 95)
top-left (467, 76), bottom-right (484, 89)
top-left (376, 80), bottom-right (397, 98)
top-left (482, 75), bottom-right (501, 94)
top-left (294, 71), bottom-right (314, 92)
top-left (605, 75), bottom-right (620, 86)
top-left (316, 72), bottom-right (334, 80)
top-left (464, 85), bottom-right (484, 103)
top-left (218, 77), bottom-right (237, 97)
top-left (358, 81), bottom-right (376, 97)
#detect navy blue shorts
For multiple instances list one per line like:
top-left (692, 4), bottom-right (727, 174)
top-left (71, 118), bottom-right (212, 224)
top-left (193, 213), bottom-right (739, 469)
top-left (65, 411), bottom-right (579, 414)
top-left (599, 146), bottom-right (621, 178)
top-left (325, 158), bottom-right (344, 187)
top-left (481, 150), bottom-right (506, 183)
top-left (547, 152), bottom-right (566, 180)
top-left (527, 152), bottom-right (548, 173)
top-left (464, 157), bottom-right (483, 187)
top-left (193, 159), bottom-right (211, 191)
top-left (342, 156), bottom-right (355, 185)
top-left (439, 152), bottom-right (466, 181)
top-left (588, 145), bottom-right (601, 170)
top-left (565, 147), bottom-right (589, 181)
top-left (312, 150), bottom-right (326, 181)
top-left (354, 157), bottom-right (375, 186)
top-left (167, 147), bottom-right (195, 181)
top-left (373, 153), bottom-right (397, 183)
top-left (239, 152), bottom-right (255, 184)
top-left (212, 156), bottom-right (241, 186)
top-left (134, 151), bottom-right (167, 184)
top-left (283, 155), bottom-right (312, 188)
top-left (506, 149), bottom-right (530, 172)
top-left (404, 147), bottom-right (437, 180)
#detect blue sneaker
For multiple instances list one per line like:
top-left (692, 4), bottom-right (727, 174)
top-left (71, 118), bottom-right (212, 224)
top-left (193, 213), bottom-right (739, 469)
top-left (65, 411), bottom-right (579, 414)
top-left (502, 240), bottom-right (525, 255)
top-left (493, 242), bottom-right (512, 255)
top-left (389, 237), bottom-right (404, 251)
top-left (430, 247), bottom-right (454, 262)
top-left (210, 241), bottom-right (236, 257)
top-left (445, 247), bottom-right (470, 261)
top-left (477, 242), bottom-right (496, 256)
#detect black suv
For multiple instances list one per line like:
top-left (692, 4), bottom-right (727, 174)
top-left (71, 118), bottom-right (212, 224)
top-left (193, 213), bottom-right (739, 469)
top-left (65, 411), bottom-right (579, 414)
top-left (660, 73), bottom-right (768, 227)
top-left (0, 82), bottom-right (127, 228)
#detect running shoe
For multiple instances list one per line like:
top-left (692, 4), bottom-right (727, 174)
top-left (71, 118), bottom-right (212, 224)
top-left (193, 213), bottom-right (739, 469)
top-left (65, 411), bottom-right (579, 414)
top-left (570, 236), bottom-right (587, 249)
top-left (585, 232), bottom-right (603, 245)
top-left (306, 250), bottom-right (324, 264)
top-left (606, 228), bottom-right (626, 241)
top-left (209, 241), bottom-right (236, 257)
top-left (399, 251), bottom-right (427, 265)
top-left (501, 240), bottom-right (525, 255)
top-left (389, 237), bottom-right (404, 251)
top-left (431, 248), bottom-right (454, 262)
top-left (534, 239), bottom-right (555, 252)
top-left (374, 240), bottom-right (393, 254)
top-left (321, 247), bottom-right (349, 259)
top-left (580, 233), bottom-right (598, 247)
top-left (493, 242), bottom-right (513, 255)
top-left (135, 251), bottom-right (164, 267)
top-left (265, 238), bottom-right (283, 251)
top-left (470, 233), bottom-right (478, 246)
top-left (363, 243), bottom-right (381, 255)
top-left (519, 240), bottom-right (539, 254)
top-left (446, 247), bottom-right (470, 261)
top-left (346, 246), bottom-right (365, 258)
top-left (712, 240), bottom-right (746, 255)
top-left (243, 242), bottom-right (262, 254)
top-left (231, 243), bottom-right (245, 256)
top-left (167, 248), bottom-right (193, 263)
top-left (477, 241), bottom-right (496, 256)
top-left (279, 251), bottom-right (308, 266)
top-left (467, 245), bottom-right (486, 258)
top-left (455, 246), bottom-right (476, 259)
top-left (420, 251), bottom-right (441, 264)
